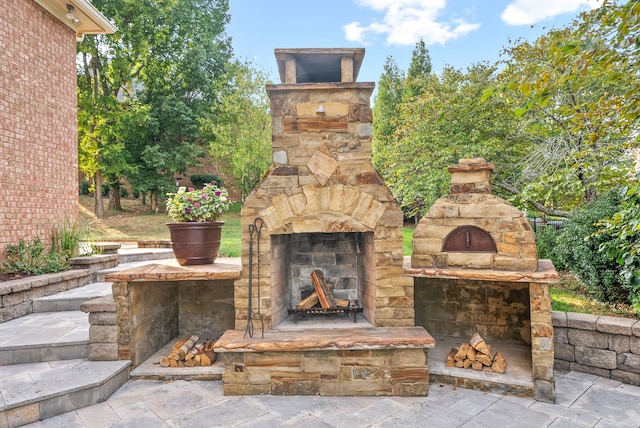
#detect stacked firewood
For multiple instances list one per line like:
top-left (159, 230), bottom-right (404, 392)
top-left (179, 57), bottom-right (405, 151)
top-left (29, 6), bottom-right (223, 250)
top-left (296, 270), bottom-right (350, 310)
top-left (446, 333), bottom-right (506, 374)
top-left (159, 335), bottom-right (217, 368)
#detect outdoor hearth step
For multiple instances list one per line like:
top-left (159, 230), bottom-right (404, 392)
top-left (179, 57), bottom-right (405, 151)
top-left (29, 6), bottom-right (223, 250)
top-left (0, 358), bottom-right (130, 425)
top-left (32, 282), bottom-right (113, 313)
top-left (0, 311), bottom-right (89, 365)
top-left (215, 326), bottom-right (435, 353)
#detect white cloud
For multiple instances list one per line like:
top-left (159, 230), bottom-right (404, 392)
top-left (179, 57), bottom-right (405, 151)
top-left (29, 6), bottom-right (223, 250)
top-left (343, 0), bottom-right (481, 46)
top-left (501, 0), bottom-right (604, 26)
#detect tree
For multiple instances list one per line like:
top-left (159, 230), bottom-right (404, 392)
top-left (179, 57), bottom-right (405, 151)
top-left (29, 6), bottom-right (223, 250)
top-left (77, 0), bottom-right (232, 216)
top-left (372, 56), bottom-right (405, 179)
top-left (487, 0), bottom-right (638, 214)
top-left (200, 59), bottom-right (271, 200)
top-left (391, 63), bottom-right (527, 217)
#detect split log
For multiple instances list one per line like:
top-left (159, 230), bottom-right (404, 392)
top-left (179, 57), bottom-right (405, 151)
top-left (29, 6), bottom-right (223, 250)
top-left (471, 361), bottom-right (484, 371)
top-left (466, 346), bottom-right (477, 362)
top-left (172, 337), bottom-right (190, 353)
top-left (167, 352), bottom-right (180, 361)
top-left (184, 359), bottom-right (195, 367)
top-left (185, 343), bottom-right (204, 361)
top-left (297, 292), bottom-right (319, 309)
top-left (463, 358), bottom-right (473, 369)
top-left (334, 298), bottom-right (350, 308)
top-left (470, 333), bottom-right (489, 355)
top-left (492, 352), bottom-right (506, 374)
top-left (178, 335), bottom-right (199, 358)
top-left (297, 291), bottom-right (350, 309)
top-left (311, 270), bottom-right (337, 309)
top-left (476, 352), bottom-right (493, 367)
top-left (160, 356), bottom-right (171, 367)
top-left (455, 343), bottom-right (471, 360)
top-left (446, 348), bottom-right (458, 367)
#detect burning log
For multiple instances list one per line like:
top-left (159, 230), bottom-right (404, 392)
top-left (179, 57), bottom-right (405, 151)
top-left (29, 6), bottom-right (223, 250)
top-left (446, 333), bottom-right (506, 374)
top-left (159, 337), bottom-right (217, 368)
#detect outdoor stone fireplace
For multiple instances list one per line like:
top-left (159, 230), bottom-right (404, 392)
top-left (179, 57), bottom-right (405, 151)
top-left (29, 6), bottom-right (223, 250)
top-left (216, 48), bottom-right (434, 397)
top-left (233, 48), bottom-right (413, 330)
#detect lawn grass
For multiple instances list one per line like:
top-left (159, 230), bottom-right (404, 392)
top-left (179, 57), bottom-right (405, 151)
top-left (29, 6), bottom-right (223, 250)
top-left (79, 195), bottom-right (637, 319)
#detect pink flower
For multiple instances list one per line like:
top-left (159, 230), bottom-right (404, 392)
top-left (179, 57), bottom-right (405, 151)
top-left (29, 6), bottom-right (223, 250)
top-left (193, 202), bottom-right (200, 207)
top-left (188, 187), bottom-right (195, 192)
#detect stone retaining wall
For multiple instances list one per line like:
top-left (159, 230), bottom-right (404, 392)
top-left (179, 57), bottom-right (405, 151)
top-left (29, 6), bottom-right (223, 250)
top-left (0, 254), bottom-right (118, 323)
top-left (552, 311), bottom-right (640, 386)
top-left (0, 269), bottom-right (90, 322)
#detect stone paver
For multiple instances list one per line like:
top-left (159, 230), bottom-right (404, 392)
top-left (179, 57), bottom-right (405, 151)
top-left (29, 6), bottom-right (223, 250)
top-left (21, 370), bottom-right (640, 428)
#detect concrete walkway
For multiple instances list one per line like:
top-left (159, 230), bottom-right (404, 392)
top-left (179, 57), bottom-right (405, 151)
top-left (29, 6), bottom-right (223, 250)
top-left (23, 370), bottom-right (640, 427)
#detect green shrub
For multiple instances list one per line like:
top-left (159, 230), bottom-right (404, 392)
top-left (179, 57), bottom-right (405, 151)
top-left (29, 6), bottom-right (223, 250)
top-left (1, 237), bottom-right (69, 276)
top-left (552, 189), bottom-right (627, 303)
top-left (79, 180), bottom-right (91, 195)
top-left (120, 187), bottom-right (129, 199)
top-left (190, 173), bottom-right (221, 189)
top-left (535, 226), bottom-right (561, 266)
top-left (51, 219), bottom-right (84, 258)
top-left (595, 182), bottom-right (640, 310)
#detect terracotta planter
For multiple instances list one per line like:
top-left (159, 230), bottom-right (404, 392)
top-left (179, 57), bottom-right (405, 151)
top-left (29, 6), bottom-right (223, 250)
top-left (166, 221), bottom-right (224, 265)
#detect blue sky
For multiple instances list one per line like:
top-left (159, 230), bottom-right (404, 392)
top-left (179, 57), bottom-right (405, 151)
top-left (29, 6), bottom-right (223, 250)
top-left (227, 0), bottom-right (603, 84)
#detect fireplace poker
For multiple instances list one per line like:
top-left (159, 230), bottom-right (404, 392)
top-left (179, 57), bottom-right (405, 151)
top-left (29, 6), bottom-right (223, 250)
top-left (244, 217), bottom-right (264, 338)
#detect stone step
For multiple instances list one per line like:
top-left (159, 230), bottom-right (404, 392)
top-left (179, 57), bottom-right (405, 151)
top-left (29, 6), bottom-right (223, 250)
top-left (32, 282), bottom-right (113, 313)
top-left (0, 311), bottom-right (89, 366)
top-left (0, 359), bottom-right (130, 427)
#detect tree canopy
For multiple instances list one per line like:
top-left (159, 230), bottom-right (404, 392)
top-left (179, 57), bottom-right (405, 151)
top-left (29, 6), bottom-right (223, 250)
top-left (373, 1), bottom-right (639, 218)
top-left (77, 0), bottom-right (232, 216)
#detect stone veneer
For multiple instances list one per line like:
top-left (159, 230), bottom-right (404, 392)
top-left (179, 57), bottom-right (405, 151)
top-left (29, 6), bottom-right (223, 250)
top-left (215, 327), bottom-right (435, 396)
top-left (236, 50), bottom-right (412, 329)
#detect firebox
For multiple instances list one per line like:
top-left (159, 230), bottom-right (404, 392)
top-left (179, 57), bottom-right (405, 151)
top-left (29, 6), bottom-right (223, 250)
top-left (233, 48), bottom-right (414, 330)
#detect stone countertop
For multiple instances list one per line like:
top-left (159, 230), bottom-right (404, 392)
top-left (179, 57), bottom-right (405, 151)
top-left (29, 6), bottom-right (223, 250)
top-left (214, 326), bottom-right (435, 353)
top-left (105, 257), bottom-right (241, 282)
top-left (403, 257), bottom-right (560, 284)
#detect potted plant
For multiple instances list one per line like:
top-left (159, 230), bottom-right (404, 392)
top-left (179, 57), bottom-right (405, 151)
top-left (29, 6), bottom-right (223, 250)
top-left (166, 182), bottom-right (230, 265)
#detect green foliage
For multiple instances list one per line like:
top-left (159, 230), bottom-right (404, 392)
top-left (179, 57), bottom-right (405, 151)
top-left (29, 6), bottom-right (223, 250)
top-left (488, 0), bottom-right (638, 212)
top-left (79, 180), bottom-right (91, 195)
top-left (201, 59), bottom-right (271, 200)
top-left (534, 226), bottom-right (560, 265)
top-left (77, 0), bottom-right (233, 215)
top-left (595, 182), bottom-right (640, 309)
top-left (552, 190), bottom-right (627, 303)
top-left (51, 219), bottom-right (84, 259)
top-left (1, 237), bottom-right (69, 276)
top-left (190, 173), bottom-right (221, 189)
top-left (166, 182), bottom-right (230, 222)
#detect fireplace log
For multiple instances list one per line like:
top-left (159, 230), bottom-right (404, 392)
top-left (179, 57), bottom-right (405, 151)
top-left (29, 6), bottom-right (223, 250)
top-left (446, 348), bottom-right (457, 367)
top-left (297, 292), bottom-right (319, 309)
top-left (470, 333), bottom-right (489, 355)
top-left (160, 356), bottom-right (170, 367)
top-left (492, 352), bottom-right (507, 373)
top-left (178, 335), bottom-right (199, 358)
top-left (455, 343), bottom-right (471, 360)
top-left (311, 270), bottom-right (337, 309)
top-left (185, 343), bottom-right (204, 361)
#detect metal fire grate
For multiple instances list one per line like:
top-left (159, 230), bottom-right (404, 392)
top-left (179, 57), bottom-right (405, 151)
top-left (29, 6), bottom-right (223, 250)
top-left (287, 301), bottom-right (363, 323)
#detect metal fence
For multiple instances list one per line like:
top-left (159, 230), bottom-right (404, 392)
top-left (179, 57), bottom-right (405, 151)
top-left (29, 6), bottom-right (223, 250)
top-left (528, 216), bottom-right (564, 233)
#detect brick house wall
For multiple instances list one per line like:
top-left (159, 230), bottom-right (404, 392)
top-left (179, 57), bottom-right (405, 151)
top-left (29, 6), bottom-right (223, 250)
top-left (0, 0), bottom-right (78, 258)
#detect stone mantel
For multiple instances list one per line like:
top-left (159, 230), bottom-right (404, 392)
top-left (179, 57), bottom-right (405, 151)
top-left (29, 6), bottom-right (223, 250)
top-left (104, 257), bottom-right (241, 282)
top-left (404, 257), bottom-right (560, 284)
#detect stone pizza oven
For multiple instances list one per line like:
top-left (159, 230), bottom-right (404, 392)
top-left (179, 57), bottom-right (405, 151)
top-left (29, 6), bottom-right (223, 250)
top-left (412, 158), bottom-right (538, 272)
top-left (407, 158), bottom-right (558, 403)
